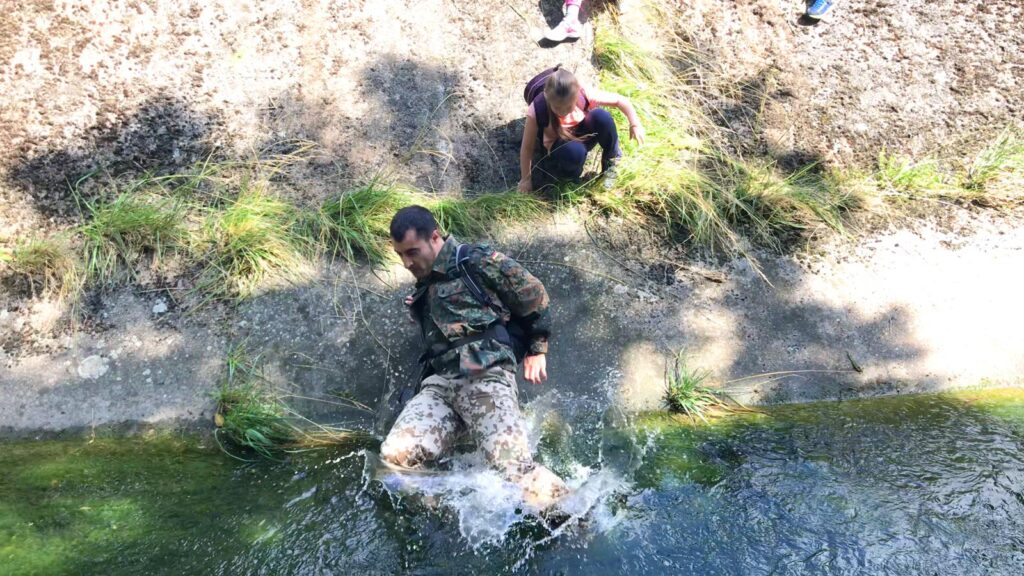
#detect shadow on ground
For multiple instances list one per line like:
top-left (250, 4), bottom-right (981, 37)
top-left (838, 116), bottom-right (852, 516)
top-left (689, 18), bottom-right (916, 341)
top-left (5, 96), bottom-right (221, 220)
top-left (1, 221), bottom-right (948, 437)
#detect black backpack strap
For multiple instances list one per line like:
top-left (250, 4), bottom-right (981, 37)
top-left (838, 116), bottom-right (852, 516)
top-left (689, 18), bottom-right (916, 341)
top-left (455, 244), bottom-right (530, 363)
top-left (455, 244), bottom-right (501, 314)
top-left (533, 94), bottom-right (551, 138)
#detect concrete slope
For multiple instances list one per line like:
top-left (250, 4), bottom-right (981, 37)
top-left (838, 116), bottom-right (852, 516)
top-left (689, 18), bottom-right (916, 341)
top-left (2, 209), bottom-right (1022, 433)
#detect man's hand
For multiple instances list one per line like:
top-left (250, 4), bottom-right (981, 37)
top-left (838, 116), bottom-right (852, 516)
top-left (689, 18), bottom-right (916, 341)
top-left (518, 178), bottom-right (532, 193)
top-left (404, 294), bottom-right (416, 324)
top-left (523, 353), bottom-right (548, 385)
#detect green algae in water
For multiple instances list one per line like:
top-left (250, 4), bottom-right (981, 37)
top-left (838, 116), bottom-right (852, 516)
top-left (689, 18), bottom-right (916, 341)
top-left (633, 388), bottom-right (1024, 488)
top-left (0, 434), bottom-right (390, 576)
top-left (0, 435), bottom-right (250, 575)
top-left (2, 388), bottom-right (1024, 575)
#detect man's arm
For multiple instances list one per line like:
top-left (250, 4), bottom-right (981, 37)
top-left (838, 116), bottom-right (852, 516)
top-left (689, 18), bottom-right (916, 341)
top-left (474, 248), bottom-right (551, 356)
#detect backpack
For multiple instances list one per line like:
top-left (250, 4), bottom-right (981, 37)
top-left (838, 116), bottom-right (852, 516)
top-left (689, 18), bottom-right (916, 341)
top-left (523, 65), bottom-right (590, 137)
top-left (453, 244), bottom-right (530, 363)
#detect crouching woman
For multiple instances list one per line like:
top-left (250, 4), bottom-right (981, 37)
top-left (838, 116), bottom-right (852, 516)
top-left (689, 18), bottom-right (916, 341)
top-left (518, 66), bottom-right (645, 192)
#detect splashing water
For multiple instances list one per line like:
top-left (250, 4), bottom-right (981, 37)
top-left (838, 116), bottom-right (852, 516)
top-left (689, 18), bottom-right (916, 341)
top-left (369, 385), bottom-right (641, 549)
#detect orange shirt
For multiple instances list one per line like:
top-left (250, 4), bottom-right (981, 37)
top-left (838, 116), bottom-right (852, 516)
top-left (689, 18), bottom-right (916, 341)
top-left (526, 87), bottom-right (620, 151)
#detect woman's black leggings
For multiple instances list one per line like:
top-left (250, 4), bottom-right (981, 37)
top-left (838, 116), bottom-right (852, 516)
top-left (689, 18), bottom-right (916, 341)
top-left (532, 108), bottom-right (621, 185)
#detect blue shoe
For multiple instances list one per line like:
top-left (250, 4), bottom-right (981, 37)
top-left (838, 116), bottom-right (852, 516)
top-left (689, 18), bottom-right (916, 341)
top-left (806, 0), bottom-right (834, 19)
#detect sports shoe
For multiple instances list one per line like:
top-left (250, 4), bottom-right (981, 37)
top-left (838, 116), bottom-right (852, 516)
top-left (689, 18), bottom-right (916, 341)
top-left (601, 151), bottom-right (622, 190)
top-left (806, 0), bottom-right (834, 19)
top-left (544, 17), bottom-right (581, 42)
top-left (601, 160), bottom-right (620, 191)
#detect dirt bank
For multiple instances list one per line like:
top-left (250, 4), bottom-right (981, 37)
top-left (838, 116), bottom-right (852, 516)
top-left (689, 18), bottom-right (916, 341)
top-left (0, 0), bottom-right (602, 237)
top-left (3, 1), bottom-right (1022, 236)
top-left (676, 0), bottom-right (1023, 167)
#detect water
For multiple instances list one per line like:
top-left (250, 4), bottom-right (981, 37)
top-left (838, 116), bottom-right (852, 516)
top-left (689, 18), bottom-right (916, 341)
top-left (2, 389), bottom-right (1023, 575)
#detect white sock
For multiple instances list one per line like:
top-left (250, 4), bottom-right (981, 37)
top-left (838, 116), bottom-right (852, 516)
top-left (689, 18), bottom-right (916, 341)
top-left (565, 4), bottom-right (580, 21)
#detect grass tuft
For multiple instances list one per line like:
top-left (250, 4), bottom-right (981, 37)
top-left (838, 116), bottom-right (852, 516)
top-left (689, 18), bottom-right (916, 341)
top-left (214, 380), bottom-right (297, 460)
top-left (317, 181), bottom-right (413, 265)
top-left (430, 191), bottom-right (548, 238)
top-left (663, 351), bottom-right (731, 422)
top-left (963, 127), bottom-right (1024, 204)
top-left (195, 181), bottom-right (312, 302)
top-left (78, 193), bottom-right (185, 284)
top-left (3, 237), bottom-right (84, 300)
top-left (875, 151), bottom-right (954, 199)
top-left (213, 342), bottom-right (369, 459)
top-left (718, 159), bottom-right (858, 246)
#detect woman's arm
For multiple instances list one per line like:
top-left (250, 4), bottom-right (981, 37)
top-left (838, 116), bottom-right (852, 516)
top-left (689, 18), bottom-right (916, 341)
top-left (519, 115), bottom-right (539, 192)
top-left (613, 95), bottom-right (645, 145)
top-left (589, 89), bottom-right (646, 145)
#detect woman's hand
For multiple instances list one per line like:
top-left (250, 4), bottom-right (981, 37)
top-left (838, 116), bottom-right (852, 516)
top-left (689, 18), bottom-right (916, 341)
top-left (518, 178), bottom-right (533, 193)
top-left (629, 123), bottom-right (646, 146)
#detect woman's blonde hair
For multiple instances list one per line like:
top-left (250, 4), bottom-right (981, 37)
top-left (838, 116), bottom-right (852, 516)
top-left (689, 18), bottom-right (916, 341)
top-left (543, 67), bottom-right (583, 143)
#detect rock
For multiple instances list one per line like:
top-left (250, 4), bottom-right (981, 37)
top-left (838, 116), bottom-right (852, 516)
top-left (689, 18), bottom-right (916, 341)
top-left (77, 355), bottom-right (109, 379)
top-left (152, 300), bottom-right (168, 314)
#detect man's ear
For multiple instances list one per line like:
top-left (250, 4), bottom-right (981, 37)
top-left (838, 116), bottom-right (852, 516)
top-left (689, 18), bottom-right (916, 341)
top-left (431, 229), bottom-right (442, 243)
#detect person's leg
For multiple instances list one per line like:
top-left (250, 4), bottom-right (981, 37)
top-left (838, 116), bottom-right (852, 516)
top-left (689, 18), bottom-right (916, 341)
top-left (564, 0), bottom-right (582, 21)
top-left (533, 139), bottom-right (588, 187)
top-left (544, 0), bottom-right (583, 42)
top-left (380, 374), bottom-right (460, 468)
top-left (453, 367), bottom-right (569, 511)
top-left (576, 108), bottom-right (622, 172)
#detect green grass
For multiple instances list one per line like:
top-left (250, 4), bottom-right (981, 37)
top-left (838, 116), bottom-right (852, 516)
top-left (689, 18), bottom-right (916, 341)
top-left (430, 191), bottom-right (548, 239)
top-left (316, 182), bottom-right (549, 266)
top-left (3, 236), bottom-right (83, 300)
top-left (874, 129), bottom-right (1024, 206)
top-left (963, 126), bottom-right (1024, 203)
top-left (213, 342), bottom-right (369, 459)
top-left (213, 341), bottom-right (302, 459)
top-left (875, 151), bottom-right (954, 199)
top-left (214, 380), bottom-right (298, 460)
top-left (195, 181), bottom-right (312, 302)
top-left (316, 181), bottom-right (413, 265)
top-left (663, 351), bottom-right (731, 422)
top-left (717, 158), bottom-right (858, 247)
top-left (77, 192), bottom-right (185, 284)
top-left (591, 5), bottom-right (854, 256)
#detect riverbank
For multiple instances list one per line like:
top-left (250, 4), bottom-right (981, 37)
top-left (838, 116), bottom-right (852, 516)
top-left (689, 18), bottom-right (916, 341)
top-left (2, 203), bottom-right (1022, 435)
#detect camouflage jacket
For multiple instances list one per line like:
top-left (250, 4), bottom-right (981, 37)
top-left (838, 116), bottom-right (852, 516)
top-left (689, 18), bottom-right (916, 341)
top-left (411, 236), bottom-right (550, 377)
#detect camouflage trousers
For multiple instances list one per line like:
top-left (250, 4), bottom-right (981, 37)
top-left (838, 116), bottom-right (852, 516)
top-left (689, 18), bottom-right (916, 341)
top-left (380, 366), bottom-right (568, 508)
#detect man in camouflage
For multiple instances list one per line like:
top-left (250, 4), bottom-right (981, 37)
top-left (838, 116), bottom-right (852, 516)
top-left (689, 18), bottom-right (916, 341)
top-left (380, 205), bottom-right (569, 511)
